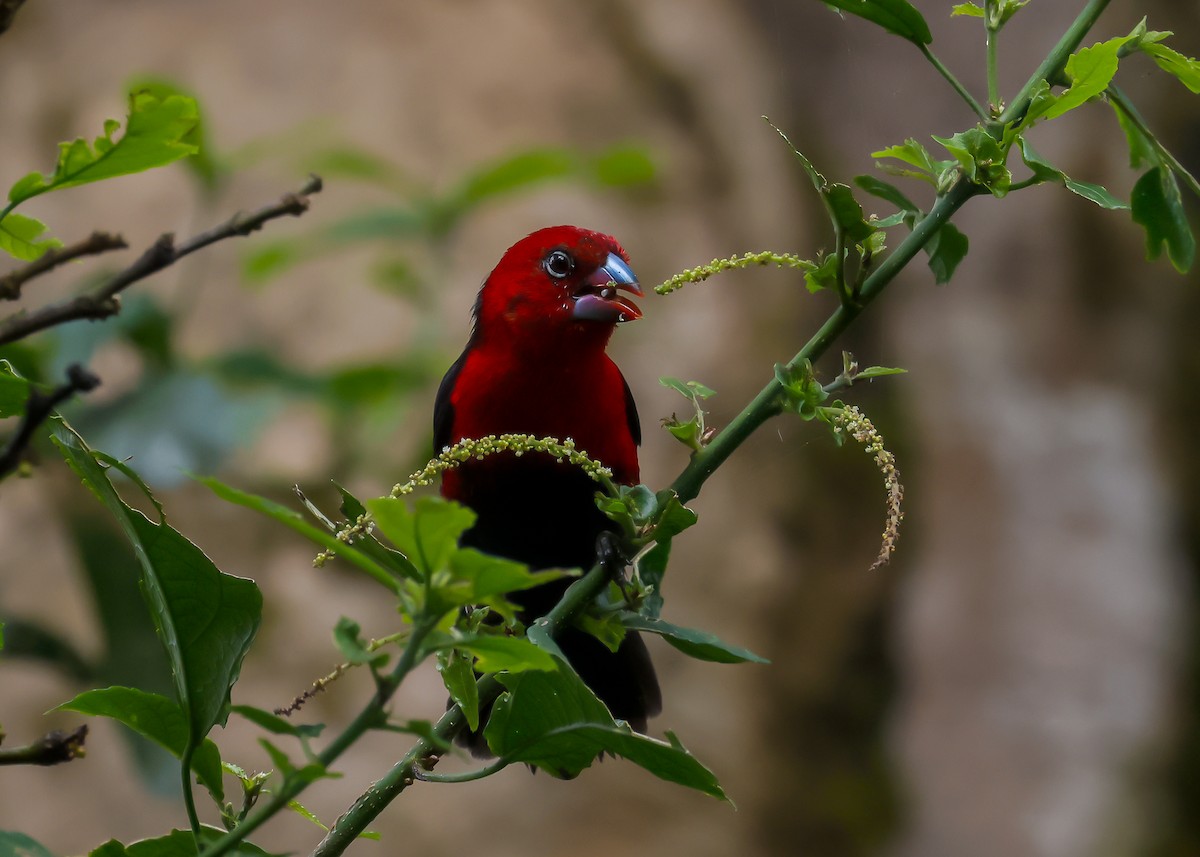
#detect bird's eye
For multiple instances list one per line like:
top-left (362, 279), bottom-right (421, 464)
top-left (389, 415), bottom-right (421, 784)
top-left (543, 250), bottom-right (574, 280)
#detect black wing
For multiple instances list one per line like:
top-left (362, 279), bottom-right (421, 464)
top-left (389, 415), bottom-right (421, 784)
top-left (433, 349), bottom-right (468, 454)
top-left (621, 371), bottom-right (641, 447)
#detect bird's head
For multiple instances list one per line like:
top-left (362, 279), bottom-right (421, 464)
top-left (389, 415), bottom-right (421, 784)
top-left (473, 226), bottom-right (643, 347)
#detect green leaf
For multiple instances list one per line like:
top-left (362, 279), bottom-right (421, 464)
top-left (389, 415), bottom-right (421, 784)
top-left (1131, 166), bottom-right (1196, 273)
top-left (126, 78), bottom-right (220, 190)
top-left (854, 175), bottom-right (919, 217)
top-left (57, 687), bottom-right (224, 803)
top-left (197, 475), bottom-right (409, 590)
top-left (1142, 42), bottom-right (1200, 95)
top-left (871, 138), bottom-right (952, 185)
top-left (823, 0), bottom-right (931, 45)
top-left (0, 211), bottom-right (62, 261)
top-left (8, 92), bottom-right (199, 207)
top-left (589, 145), bottom-right (657, 187)
top-left (858, 365), bottom-right (909, 380)
top-left (332, 617), bottom-right (387, 668)
top-left (51, 421), bottom-right (261, 754)
top-left (486, 660), bottom-right (727, 798)
top-left (619, 614), bottom-right (769, 664)
top-left (439, 634), bottom-right (558, 674)
top-left (366, 496), bottom-right (475, 579)
top-left (659, 377), bottom-right (715, 401)
top-left (924, 221), bottom-right (970, 284)
top-left (825, 183), bottom-right (876, 243)
top-left (1110, 99), bottom-right (1160, 170)
top-left (0, 359), bottom-right (31, 418)
top-left (1029, 36), bottom-right (1130, 124)
top-left (89, 827), bottom-right (278, 857)
top-left (446, 549), bottom-right (571, 603)
top-left (437, 648), bottom-right (479, 731)
top-left (0, 831), bottom-right (56, 857)
top-left (229, 704), bottom-right (324, 739)
top-left (1017, 139), bottom-right (1128, 209)
top-left (775, 360), bottom-right (828, 418)
top-left (932, 127), bottom-right (1011, 196)
top-left (950, 3), bottom-right (983, 17)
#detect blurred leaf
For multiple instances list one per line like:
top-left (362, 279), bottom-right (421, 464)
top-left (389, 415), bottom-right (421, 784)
top-left (660, 377), bottom-right (716, 401)
top-left (70, 371), bottom-right (278, 488)
top-left (303, 146), bottom-right (416, 192)
top-left (0, 211), bottom-right (62, 261)
top-left (57, 686), bottom-right (224, 804)
top-left (0, 359), bottom-right (30, 417)
top-left (0, 616), bottom-right (93, 681)
top-left (1132, 166), bottom-right (1196, 273)
top-left (7, 92), bottom-right (199, 207)
top-left (0, 832), bottom-right (55, 857)
top-left (52, 420), bottom-right (262, 755)
top-left (1017, 139), bottom-right (1128, 209)
top-left (823, 0), bottom-right (931, 45)
top-left (619, 614), bottom-right (768, 664)
top-left (589, 145), bottom-right (656, 187)
top-left (486, 659), bottom-right (726, 797)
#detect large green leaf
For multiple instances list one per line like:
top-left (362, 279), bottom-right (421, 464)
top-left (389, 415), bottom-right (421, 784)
top-left (1142, 42), bottom-right (1200, 94)
top-left (7, 92), bottom-right (199, 207)
top-left (0, 831), bottom-right (55, 857)
top-left (1131, 166), bottom-right (1196, 273)
top-left (56, 687), bottom-right (224, 803)
top-left (365, 496), bottom-right (475, 580)
top-left (51, 419), bottom-right (261, 758)
top-left (823, 0), bottom-right (931, 45)
top-left (1025, 36), bottom-right (1130, 126)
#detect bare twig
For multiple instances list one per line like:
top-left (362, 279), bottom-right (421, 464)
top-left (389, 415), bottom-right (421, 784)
top-left (0, 175), bottom-right (323, 347)
top-left (0, 0), bottom-right (28, 37)
top-left (0, 363), bottom-right (100, 479)
top-left (0, 725), bottom-right (88, 766)
top-left (0, 231), bottom-right (128, 301)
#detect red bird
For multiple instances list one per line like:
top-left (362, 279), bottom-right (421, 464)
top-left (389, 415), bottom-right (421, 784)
top-left (435, 225), bottom-right (660, 749)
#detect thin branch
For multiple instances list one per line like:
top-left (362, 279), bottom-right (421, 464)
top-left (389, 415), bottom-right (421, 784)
top-left (0, 363), bottom-right (100, 479)
top-left (0, 231), bottom-right (128, 301)
top-left (919, 44), bottom-right (989, 120)
top-left (0, 725), bottom-right (88, 766)
top-left (0, 175), bottom-right (323, 347)
top-left (0, 0), bottom-right (28, 37)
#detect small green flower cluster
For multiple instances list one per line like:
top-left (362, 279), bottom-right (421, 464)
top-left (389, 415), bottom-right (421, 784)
top-left (654, 251), bottom-right (811, 295)
top-left (314, 435), bottom-right (613, 567)
top-left (830, 405), bottom-right (904, 570)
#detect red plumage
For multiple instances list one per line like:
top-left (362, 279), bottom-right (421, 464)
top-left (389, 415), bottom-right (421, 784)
top-left (435, 225), bottom-right (660, 752)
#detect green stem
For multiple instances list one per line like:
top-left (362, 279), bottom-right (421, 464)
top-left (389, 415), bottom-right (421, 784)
top-left (182, 746), bottom-right (202, 843)
top-left (310, 563), bottom-right (610, 857)
top-left (413, 757), bottom-right (509, 783)
top-left (1108, 85), bottom-right (1200, 199)
top-left (919, 44), bottom-right (988, 120)
top-left (985, 1), bottom-right (1000, 110)
top-left (199, 617), bottom-right (439, 857)
top-left (1001, 0), bottom-right (1113, 127)
top-left (670, 178), bottom-right (980, 505)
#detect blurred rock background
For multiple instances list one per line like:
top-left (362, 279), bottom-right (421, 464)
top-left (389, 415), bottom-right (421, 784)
top-left (1, 2), bottom-right (1197, 856)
